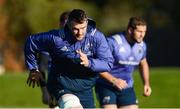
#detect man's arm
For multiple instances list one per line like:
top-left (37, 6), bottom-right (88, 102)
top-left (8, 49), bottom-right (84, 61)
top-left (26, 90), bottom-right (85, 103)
top-left (139, 58), bottom-right (152, 96)
top-left (24, 32), bottom-right (55, 88)
top-left (24, 32), bottom-right (54, 70)
top-left (99, 72), bottom-right (128, 90)
top-left (87, 32), bottom-right (114, 72)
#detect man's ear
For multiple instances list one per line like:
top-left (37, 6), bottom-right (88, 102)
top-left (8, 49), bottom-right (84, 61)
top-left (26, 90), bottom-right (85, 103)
top-left (128, 27), bottom-right (133, 34)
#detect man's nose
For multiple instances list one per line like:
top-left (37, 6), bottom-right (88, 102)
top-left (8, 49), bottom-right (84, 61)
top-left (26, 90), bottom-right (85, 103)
top-left (78, 29), bottom-right (83, 34)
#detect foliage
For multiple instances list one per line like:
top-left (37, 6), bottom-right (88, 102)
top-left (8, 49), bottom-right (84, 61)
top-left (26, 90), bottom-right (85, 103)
top-left (24, 0), bottom-right (97, 33)
top-left (1, 0), bottom-right (180, 70)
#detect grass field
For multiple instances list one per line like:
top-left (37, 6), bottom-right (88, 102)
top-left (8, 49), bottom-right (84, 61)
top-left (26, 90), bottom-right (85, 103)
top-left (0, 67), bottom-right (180, 108)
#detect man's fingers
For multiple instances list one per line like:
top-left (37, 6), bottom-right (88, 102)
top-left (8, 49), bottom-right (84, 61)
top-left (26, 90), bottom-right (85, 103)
top-left (76, 50), bottom-right (81, 54)
top-left (37, 81), bottom-right (40, 87)
top-left (27, 71), bottom-right (43, 88)
top-left (80, 61), bottom-right (85, 65)
top-left (144, 87), bottom-right (152, 96)
top-left (27, 78), bottom-right (30, 84)
top-left (32, 81), bottom-right (36, 88)
top-left (77, 49), bottom-right (88, 66)
top-left (123, 81), bottom-right (128, 88)
top-left (28, 79), bottom-right (40, 88)
top-left (116, 79), bottom-right (128, 90)
top-left (117, 86), bottom-right (122, 90)
top-left (80, 56), bottom-right (85, 62)
top-left (76, 50), bottom-right (85, 57)
top-left (28, 79), bottom-right (32, 87)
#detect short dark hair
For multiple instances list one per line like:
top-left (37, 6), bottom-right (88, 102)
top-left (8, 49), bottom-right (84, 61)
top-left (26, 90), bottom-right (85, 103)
top-left (68, 9), bottom-right (88, 23)
top-left (128, 17), bottom-right (147, 29)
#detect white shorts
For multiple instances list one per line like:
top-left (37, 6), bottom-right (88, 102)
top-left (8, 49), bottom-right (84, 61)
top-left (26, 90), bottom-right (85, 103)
top-left (58, 93), bottom-right (83, 109)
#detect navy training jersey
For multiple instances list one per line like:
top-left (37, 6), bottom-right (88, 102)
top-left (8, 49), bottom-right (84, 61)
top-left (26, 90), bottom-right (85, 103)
top-left (24, 20), bottom-right (113, 92)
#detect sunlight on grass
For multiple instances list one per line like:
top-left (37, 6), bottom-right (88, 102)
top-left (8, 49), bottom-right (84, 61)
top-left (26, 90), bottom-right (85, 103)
top-left (0, 67), bottom-right (180, 108)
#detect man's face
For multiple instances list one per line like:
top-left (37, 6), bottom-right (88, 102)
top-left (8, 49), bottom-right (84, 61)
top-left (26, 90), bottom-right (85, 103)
top-left (69, 20), bottom-right (88, 41)
top-left (131, 25), bottom-right (147, 43)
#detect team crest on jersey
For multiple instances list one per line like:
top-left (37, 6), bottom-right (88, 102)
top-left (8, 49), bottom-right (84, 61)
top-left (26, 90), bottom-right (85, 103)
top-left (83, 43), bottom-right (93, 56)
top-left (84, 43), bottom-right (91, 51)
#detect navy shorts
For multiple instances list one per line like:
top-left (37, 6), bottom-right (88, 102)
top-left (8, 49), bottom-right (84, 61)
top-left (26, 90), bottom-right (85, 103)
top-left (47, 74), bottom-right (95, 108)
top-left (96, 83), bottom-right (138, 106)
top-left (74, 88), bottom-right (95, 108)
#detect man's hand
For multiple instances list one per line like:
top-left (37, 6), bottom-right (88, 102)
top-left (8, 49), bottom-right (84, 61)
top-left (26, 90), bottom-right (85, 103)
top-left (143, 85), bottom-right (152, 96)
top-left (76, 50), bottom-right (89, 67)
top-left (26, 69), bottom-right (45, 88)
top-left (112, 78), bottom-right (128, 90)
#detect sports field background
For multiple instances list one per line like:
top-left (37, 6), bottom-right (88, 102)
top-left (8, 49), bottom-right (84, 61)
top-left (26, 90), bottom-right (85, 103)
top-left (0, 67), bottom-right (180, 108)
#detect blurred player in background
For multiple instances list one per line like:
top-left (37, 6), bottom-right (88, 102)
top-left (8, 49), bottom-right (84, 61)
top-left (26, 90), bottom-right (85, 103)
top-left (37, 11), bottom-right (70, 108)
top-left (96, 17), bottom-right (152, 109)
top-left (59, 11), bottom-right (70, 27)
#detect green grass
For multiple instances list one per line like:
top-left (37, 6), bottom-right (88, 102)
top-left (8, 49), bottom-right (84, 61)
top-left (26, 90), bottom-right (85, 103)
top-left (134, 67), bottom-right (180, 108)
top-left (0, 67), bottom-right (180, 108)
top-left (0, 72), bottom-right (48, 108)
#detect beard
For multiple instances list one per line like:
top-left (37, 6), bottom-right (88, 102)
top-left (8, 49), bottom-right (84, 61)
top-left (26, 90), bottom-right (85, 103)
top-left (75, 34), bottom-right (84, 40)
top-left (131, 33), bottom-right (142, 43)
